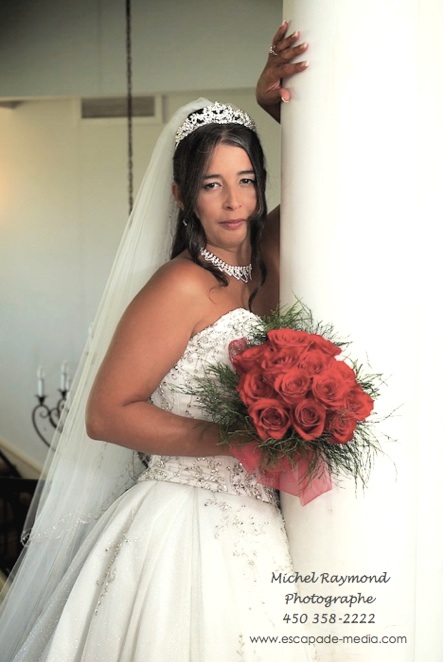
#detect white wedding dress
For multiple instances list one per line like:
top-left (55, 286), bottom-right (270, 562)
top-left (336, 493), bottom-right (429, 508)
top-left (13, 309), bottom-right (316, 662)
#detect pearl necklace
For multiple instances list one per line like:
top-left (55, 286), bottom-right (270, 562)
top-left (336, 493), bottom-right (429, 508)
top-left (200, 248), bottom-right (252, 283)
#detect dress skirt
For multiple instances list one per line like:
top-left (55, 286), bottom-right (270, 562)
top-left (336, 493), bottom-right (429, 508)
top-left (12, 310), bottom-right (317, 662)
top-left (15, 475), bottom-right (314, 662)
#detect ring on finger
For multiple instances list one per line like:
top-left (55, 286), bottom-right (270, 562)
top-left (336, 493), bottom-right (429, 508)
top-left (269, 45), bottom-right (278, 56)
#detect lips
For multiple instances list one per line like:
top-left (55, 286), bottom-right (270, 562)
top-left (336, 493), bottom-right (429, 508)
top-left (220, 218), bottom-right (246, 229)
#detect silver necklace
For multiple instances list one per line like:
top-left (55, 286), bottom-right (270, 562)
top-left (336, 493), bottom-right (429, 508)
top-left (200, 248), bottom-right (252, 283)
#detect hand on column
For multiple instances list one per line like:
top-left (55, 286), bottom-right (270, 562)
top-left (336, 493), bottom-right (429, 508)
top-left (256, 21), bottom-right (309, 122)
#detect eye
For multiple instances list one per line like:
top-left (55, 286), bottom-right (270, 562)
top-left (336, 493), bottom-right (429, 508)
top-left (202, 181), bottom-right (220, 190)
top-left (240, 177), bottom-right (256, 186)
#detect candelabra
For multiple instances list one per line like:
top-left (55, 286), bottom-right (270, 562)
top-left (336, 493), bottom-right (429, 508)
top-left (32, 363), bottom-right (70, 447)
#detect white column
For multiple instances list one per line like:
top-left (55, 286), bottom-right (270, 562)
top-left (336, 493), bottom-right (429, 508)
top-left (280, 1), bottom-right (443, 660)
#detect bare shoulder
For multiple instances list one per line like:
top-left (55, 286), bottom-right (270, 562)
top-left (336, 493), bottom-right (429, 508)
top-left (149, 256), bottom-right (210, 295)
top-left (93, 257), bottom-right (213, 403)
top-left (138, 256), bottom-right (210, 308)
top-left (124, 256), bottom-right (211, 337)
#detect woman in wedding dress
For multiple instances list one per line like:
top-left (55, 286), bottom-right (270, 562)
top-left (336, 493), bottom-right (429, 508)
top-left (0, 24), bottom-right (316, 662)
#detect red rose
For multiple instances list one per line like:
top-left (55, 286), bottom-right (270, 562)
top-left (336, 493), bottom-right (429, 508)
top-left (345, 386), bottom-right (374, 421)
top-left (248, 398), bottom-right (292, 440)
top-left (228, 337), bottom-right (249, 362)
top-left (231, 344), bottom-right (264, 374)
top-left (267, 328), bottom-right (312, 349)
top-left (291, 397), bottom-right (327, 441)
top-left (259, 345), bottom-right (301, 375)
top-left (312, 363), bottom-right (349, 409)
top-left (274, 367), bottom-right (311, 405)
top-left (327, 410), bottom-right (357, 443)
top-left (310, 334), bottom-right (342, 357)
top-left (334, 360), bottom-right (358, 385)
top-left (237, 369), bottom-right (276, 405)
top-left (297, 347), bottom-right (333, 376)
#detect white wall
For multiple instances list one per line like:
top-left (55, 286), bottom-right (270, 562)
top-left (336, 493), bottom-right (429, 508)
top-left (0, 0), bottom-right (282, 465)
top-left (0, 0), bottom-right (281, 98)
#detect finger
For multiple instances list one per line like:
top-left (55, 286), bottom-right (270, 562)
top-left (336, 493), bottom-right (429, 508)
top-left (269, 41), bottom-right (308, 69)
top-left (268, 22), bottom-right (299, 58)
top-left (270, 20), bottom-right (291, 47)
top-left (275, 37), bottom-right (308, 61)
top-left (280, 87), bottom-right (292, 103)
top-left (275, 30), bottom-right (303, 53)
top-left (266, 54), bottom-right (309, 79)
top-left (280, 60), bottom-right (310, 77)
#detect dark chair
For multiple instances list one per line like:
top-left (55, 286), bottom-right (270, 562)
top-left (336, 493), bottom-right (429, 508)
top-left (0, 451), bottom-right (38, 576)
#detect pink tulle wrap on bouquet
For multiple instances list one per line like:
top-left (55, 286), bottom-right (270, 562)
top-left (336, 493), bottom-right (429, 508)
top-left (232, 443), bottom-right (332, 505)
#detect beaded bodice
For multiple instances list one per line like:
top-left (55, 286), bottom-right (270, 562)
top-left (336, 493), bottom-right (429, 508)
top-left (138, 308), bottom-right (277, 505)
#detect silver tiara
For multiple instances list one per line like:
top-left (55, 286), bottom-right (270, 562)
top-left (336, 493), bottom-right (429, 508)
top-left (175, 102), bottom-right (257, 146)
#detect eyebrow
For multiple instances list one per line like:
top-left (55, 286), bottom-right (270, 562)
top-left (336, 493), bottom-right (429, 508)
top-left (203, 169), bottom-right (256, 180)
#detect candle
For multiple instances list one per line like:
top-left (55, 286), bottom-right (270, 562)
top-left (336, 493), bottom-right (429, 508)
top-left (60, 361), bottom-right (68, 391)
top-left (37, 366), bottom-right (45, 397)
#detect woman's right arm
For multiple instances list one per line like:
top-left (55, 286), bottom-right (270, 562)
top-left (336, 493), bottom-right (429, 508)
top-left (254, 24), bottom-right (309, 314)
top-left (86, 261), bottom-right (232, 457)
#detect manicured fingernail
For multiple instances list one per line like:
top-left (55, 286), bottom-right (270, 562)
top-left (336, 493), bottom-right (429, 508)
top-left (281, 97), bottom-right (290, 103)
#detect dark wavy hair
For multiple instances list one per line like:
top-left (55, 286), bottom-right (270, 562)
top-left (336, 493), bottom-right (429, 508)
top-left (171, 121), bottom-right (268, 309)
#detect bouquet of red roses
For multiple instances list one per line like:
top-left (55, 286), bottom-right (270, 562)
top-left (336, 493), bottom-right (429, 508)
top-left (194, 302), bottom-right (383, 504)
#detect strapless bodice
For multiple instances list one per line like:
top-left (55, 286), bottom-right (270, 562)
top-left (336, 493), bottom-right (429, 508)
top-left (138, 309), bottom-right (277, 505)
top-left (149, 308), bottom-right (257, 419)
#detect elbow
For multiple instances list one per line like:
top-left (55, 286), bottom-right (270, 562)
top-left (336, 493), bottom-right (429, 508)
top-left (85, 411), bottom-right (105, 441)
top-left (85, 400), bottom-right (112, 441)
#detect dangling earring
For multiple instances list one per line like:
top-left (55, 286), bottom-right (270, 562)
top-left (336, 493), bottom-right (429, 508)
top-left (182, 219), bottom-right (187, 227)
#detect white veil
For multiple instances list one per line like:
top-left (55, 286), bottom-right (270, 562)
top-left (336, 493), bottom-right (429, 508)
top-left (0, 97), bottom-right (211, 660)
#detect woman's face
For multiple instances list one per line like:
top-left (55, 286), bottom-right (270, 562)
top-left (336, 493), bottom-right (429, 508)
top-left (194, 143), bottom-right (257, 253)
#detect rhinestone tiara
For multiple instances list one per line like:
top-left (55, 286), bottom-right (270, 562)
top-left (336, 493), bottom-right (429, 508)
top-left (175, 102), bottom-right (257, 146)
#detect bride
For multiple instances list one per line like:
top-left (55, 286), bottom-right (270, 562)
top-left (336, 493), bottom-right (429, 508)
top-left (0, 24), bottom-right (313, 662)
